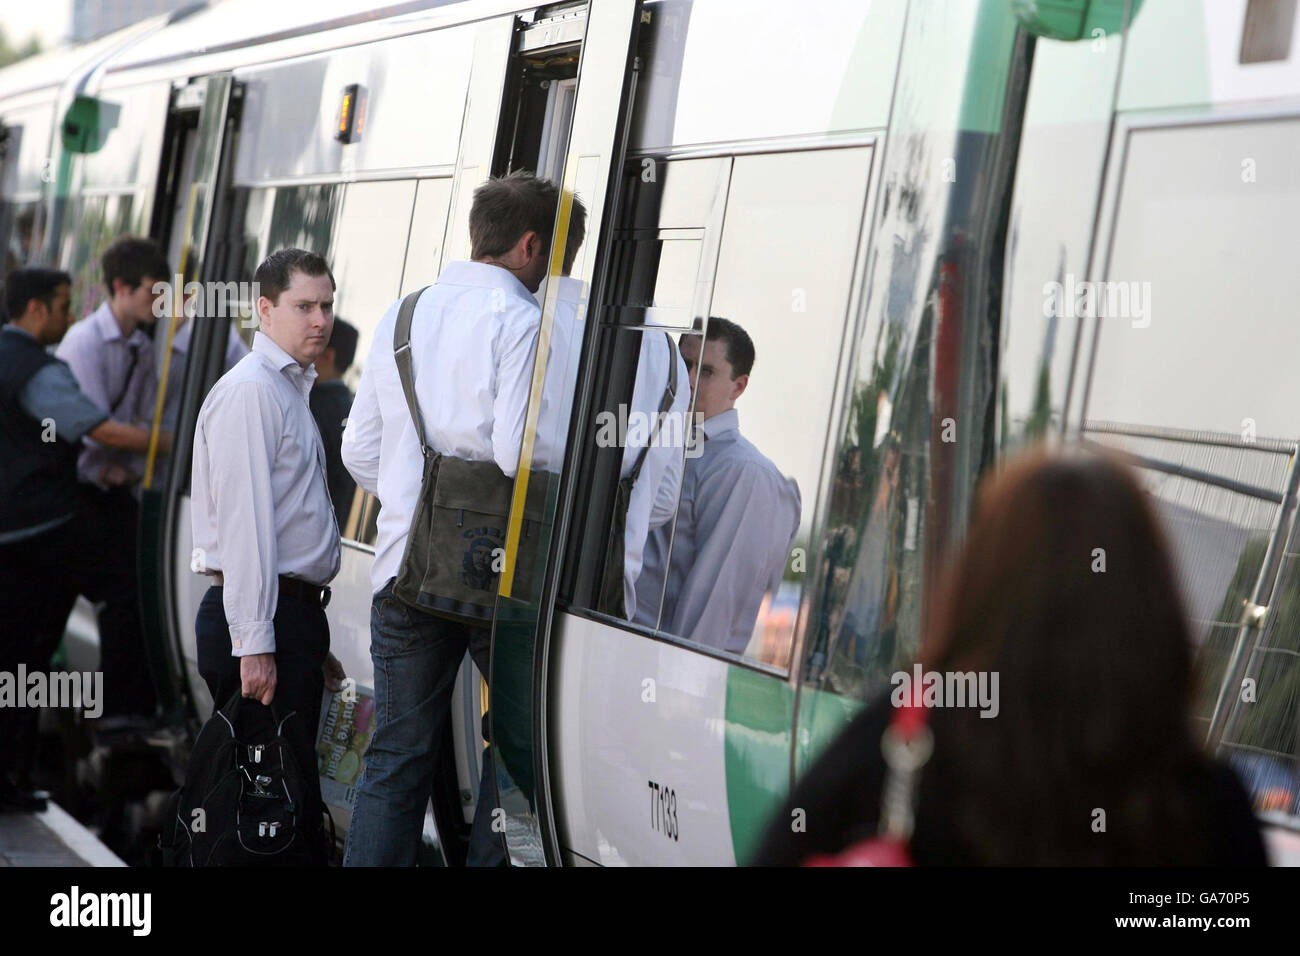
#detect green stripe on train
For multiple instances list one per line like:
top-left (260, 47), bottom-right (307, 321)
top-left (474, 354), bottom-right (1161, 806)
top-left (723, 669), bottom-right (863, 865)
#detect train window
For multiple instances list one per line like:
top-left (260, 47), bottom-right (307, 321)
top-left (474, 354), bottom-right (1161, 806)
top-left (628, 0), bottom-right (895, 151)
top-left (399, 177), bottom-right (453, 295)
top-left (318, 178), bottom-right (416, 542)
top-left (564, 149), bottom-right (871, 669)
top-left (1, 200), bottom-right (39, 274)
top-left (637, 149), bottom-right (870, 669)
top-left (1080, 118), bottom-right (1300, 803)
top-left (78, 83), bottom-right (170, 192)
top-left (59, 192), bottom-right (138, 318)
top-left (1, 105), bottom-right (52, 272)
top-left (1084, 119), bottom-right (1300, 437)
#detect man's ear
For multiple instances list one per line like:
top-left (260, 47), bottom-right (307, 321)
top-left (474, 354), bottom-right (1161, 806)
top-left (524, 229), bottom-right (543, 262)
top-left (731, 372), bottom-right (749, 402)
top-left (256, 295), bottom-right (274, 328)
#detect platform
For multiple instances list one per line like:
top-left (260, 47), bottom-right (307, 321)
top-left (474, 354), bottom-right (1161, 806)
top-left (0, 803), bottom-right (125, 867)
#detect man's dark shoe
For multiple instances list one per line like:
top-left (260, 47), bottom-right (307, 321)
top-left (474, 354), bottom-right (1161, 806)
top-left (0, 777), bottom-right (49, 813)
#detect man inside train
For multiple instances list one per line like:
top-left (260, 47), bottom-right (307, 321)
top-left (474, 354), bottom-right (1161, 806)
top-left (309, 317), bottom-right (359, 532)
top-left (633, 317), bottom-right (802, 655)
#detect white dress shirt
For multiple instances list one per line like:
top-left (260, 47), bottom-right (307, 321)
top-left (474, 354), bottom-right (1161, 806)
top-left (191, 331), bottom-right (341, 655)
top-left (341, 261), bottom-right (541, 595)
top-left (620, 327), bottom-right (691, 619)
top-left (55, 301), bottom-right (157, 487)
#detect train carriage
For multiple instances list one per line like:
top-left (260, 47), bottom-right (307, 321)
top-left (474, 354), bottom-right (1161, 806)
top-left (0, 0), bottom-right (1297, 865)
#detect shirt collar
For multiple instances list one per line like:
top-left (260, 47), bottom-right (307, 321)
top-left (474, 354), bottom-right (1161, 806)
top-left (438, 260), bottom-right (538, 307)
top-left (699, 408), bottom-right (740, 441)
top-left (253, 330), bottom-right (318, 398)
top-left (1, 324), bottom-right (37, 343)
top-left (91, 300), bottom-right (149, 347)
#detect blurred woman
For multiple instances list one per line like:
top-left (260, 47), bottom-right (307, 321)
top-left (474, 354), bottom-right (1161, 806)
top-left (752, 447), bottom-right (1266, 865)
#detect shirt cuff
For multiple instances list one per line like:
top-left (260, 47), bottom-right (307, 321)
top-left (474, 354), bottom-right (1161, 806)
top-left (228, 621), bottom-right (276, 657)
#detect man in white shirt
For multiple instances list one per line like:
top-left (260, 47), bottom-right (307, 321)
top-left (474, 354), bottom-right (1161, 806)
top-left (341, 171), bottom-right (557, 866)
top-left (191, 248), bottom-right (346, 863)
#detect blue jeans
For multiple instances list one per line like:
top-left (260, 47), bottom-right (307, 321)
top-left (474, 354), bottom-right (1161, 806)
top-left (343, 579), bottom-right (506, 866)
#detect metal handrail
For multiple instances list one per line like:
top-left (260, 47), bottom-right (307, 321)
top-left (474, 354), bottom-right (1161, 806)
top-left (1083, 420), bottom-right (1297, 456)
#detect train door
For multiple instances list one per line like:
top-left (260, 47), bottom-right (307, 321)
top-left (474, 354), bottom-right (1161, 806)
top-left (477, 0), bottom-right (648, 865)
top-left (495, 1), bottom-right (887, 865)
top-left (139, 74), bottom-right (240, 727)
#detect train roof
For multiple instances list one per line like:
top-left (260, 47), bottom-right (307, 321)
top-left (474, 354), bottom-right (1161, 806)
top-left (100, 0), bottom-right (536, 78)
top-left (0, 18), bottom-right (167, 102)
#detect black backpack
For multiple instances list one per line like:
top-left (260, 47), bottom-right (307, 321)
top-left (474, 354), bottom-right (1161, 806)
top-left (160, 693), bottom-right (329, 867)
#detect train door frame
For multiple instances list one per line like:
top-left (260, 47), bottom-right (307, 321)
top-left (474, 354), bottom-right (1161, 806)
top-left (485, 0), bottom-right (646, 865)
top-left (144, 73), bottom-right (243, 731)
top-left (418, 3), bottom-right (591, 868)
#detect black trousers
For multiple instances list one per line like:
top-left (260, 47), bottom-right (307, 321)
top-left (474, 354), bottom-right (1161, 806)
top-left (0, 499), bottom-right (153, 780)
top-left (195, 586), bottom-right (329, 858)
top-left (76, 485), bottom-right (156, 720)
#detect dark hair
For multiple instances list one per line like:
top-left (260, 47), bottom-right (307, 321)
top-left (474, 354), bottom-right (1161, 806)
top-left (561, 192), bottom-right (587, 277)
top-left (689, 316), bottom-right (755, 378)
top-left (326, 317), bottom-right (359, 375)
top-left (3, 266), bottom-right (72, 321)
top-left (254, 248), bottom-right (335, 305)
top-left (918, 447), bottom-right (1213, 864)
top-left (102, 236), bottom-right (170, 293)
top-left (469, 170), bottom-right (559, 262)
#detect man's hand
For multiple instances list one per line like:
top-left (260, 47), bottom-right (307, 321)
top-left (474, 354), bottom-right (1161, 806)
top-left (241, 653), bottom-right (276, 705)
top-left (323, 652), bottom-right (346, 693)
top-left (98, 463), bottom-right (132, 487)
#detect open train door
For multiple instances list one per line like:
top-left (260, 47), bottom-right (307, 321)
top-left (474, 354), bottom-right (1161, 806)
top-left (139, 73), bottom-right (239, 728)
top-left (486, 0), bottom-right (645, 866)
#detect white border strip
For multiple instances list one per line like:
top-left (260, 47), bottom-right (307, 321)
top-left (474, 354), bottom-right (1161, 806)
top-left (37, 802), bottom-right (127, 868)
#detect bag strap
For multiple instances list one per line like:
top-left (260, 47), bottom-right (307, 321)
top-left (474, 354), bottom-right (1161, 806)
top-left (394, 286), bottom-right (432, 458)
top-left (217, 689), bottom-right (285, 733)
top-left (627, 333), bottom-right (680, 484)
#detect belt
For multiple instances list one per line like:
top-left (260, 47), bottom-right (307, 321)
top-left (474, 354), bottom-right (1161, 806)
top-left (209, 572), bottom-right (332, 609)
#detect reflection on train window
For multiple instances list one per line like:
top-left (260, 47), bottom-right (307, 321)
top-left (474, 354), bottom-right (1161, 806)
top-left (316, 178), bottom-right (416, 542)
top-left (59, 192), bottom-right (138, 318)
top-left (600, 148), bottom-right (871, 671)
top-left (1080, 118), bottom-right (1300, 809)
top-left (1, 200), bottom-right (39, 274)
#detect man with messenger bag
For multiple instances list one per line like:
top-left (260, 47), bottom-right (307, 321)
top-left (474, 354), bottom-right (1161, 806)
top-left (341, 171), bottom-right (559, 866)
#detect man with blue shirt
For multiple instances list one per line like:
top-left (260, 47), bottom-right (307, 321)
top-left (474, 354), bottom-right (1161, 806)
top-left (190, 248), bottom-right (346, 864)
top-left (0, 267), bottom-right (169, 811)
top-left (56, 237), bottom-right (172, 725)
top-left (634, 318), bottom-right (802, 655)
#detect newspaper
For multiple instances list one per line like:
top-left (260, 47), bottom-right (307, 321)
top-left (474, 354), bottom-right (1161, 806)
top-left (315, 685), bottom-right (375, 810)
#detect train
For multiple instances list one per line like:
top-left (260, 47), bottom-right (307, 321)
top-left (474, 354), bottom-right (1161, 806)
top-left (1, 0), bottom-right (1297, 865)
